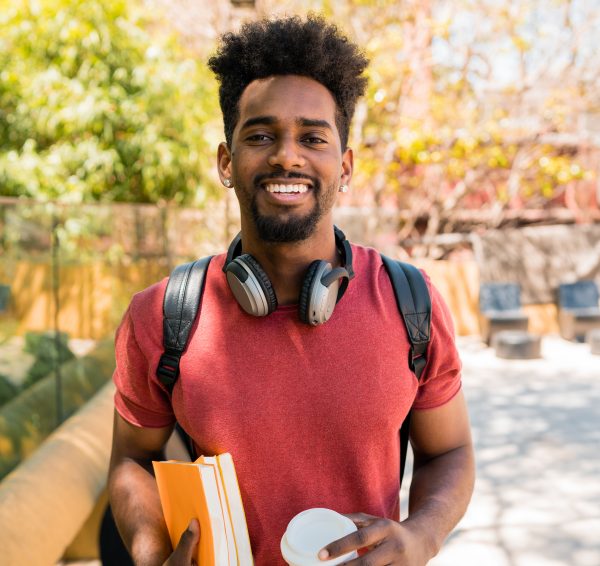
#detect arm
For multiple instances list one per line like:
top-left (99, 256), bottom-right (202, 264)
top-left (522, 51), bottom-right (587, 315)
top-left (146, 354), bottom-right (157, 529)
top-left (319, 391), bottom-right (475, 565)
top-left (405, 390), bottom-right (474, 558)
top-left (108, 410), bottom-right (199, 566)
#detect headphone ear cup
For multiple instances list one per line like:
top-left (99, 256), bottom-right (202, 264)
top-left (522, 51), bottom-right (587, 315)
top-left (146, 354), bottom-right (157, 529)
top-left (298, 260), bottom-right (327, 325)
top-left (226, 254), bottom-right (278, 316)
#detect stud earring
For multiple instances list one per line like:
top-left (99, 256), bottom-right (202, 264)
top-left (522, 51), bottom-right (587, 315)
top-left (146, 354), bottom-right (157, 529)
top-left (339, 184), bottom-right (349, 193)
top-left (223, 179), bottom-right (232, 188)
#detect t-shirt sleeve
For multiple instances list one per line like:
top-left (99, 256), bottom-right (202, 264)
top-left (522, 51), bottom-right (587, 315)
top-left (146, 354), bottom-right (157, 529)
top-left (113, 290), bottom-right (176, 428)
top-left (411, 273), bottom-right (462, 410)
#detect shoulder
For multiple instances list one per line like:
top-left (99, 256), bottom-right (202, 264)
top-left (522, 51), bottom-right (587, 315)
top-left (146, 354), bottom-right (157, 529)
top-left (114, 278), bottom-right (169, 357)
top-left (349, 242), bottom-right (381, 264)
top-left (351, 243), bottom-right (435, 298)
top-left (128, 277), bottom-right (169, 329)
top-left (350, 244), bottom-right (454, 336)
top-left (126, 253), bottom-right (227, 330)
top-left (349, 243), bottom-right (385, 279)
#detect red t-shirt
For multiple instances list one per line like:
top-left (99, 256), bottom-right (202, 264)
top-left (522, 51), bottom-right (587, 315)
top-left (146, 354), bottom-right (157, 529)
top-left (113, 244), bottom-right (462, 564)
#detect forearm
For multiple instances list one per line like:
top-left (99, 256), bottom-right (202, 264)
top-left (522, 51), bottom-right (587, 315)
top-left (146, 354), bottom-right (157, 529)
top-left (405, 443), bottom-right (475, 559)
top-left (320, 443), bottom-right (474, 565)
top-left (108, 457), bottom-right (172, 566)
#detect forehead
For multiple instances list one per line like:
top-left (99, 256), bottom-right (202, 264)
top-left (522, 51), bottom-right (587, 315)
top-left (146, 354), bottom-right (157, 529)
top-left (237, 75), bottom-right (338, 128)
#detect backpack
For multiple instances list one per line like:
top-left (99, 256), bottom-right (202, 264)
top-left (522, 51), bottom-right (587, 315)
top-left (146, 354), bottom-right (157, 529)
top-left (156, 253), bottom-right (431, 487)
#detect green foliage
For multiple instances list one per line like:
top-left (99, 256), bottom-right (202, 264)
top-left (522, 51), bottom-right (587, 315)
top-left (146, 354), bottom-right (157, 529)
top-left (0, 339), bottom-right (115, 480)
top-left (0, 374), bottom-right (19, 406)
top-left (22, 331), bottom-right (75, 388)
top-left (0, 0), bottom-right (220, 205)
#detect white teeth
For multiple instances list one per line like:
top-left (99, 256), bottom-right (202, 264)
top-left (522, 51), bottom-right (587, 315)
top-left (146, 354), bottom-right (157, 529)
top-left (265, 184), bottom-right (309, 194)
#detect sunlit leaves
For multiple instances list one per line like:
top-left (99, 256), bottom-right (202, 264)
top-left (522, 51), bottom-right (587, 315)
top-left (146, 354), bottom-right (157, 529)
top-left (319, 0), bottom-right (596, 228)
top-left (0, 0), bottom-right (220, 205)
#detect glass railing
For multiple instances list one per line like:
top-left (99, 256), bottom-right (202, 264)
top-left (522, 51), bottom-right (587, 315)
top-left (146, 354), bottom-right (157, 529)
top-left (0, 196), bottom-right (233, 478)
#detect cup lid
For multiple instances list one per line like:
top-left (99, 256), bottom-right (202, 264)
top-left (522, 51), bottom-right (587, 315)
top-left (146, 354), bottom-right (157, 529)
top-left (280, 508), bottom-right (358, 566)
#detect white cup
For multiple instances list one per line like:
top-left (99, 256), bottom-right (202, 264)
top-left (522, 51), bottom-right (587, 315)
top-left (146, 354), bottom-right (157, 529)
top-left (280, 508), bottom-right (359, 566)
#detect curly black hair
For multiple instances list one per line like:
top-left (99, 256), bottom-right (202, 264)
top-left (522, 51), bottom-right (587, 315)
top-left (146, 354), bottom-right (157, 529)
top-left (207, 15), bottom-right (369, 151)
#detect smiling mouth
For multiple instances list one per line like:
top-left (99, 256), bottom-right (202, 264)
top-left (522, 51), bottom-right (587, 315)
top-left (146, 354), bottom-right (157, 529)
top-left (263, 183), bottom-right (310, 194)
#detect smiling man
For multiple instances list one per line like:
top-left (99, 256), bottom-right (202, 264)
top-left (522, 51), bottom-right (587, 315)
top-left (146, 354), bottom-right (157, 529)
top-left (108, 15), bottom-right (474, 566)
top-left (225, 76), bottom-right (344, 244)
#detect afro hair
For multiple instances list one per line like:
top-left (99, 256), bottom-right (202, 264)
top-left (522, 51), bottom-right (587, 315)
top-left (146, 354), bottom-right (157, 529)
top-left (208, 15), bottom-right (369, 150)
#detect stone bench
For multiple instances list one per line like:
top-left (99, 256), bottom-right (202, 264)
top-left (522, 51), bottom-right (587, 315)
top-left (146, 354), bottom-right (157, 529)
top-left (492, 330), bottom-right (542, 360)
top-left (479, 282), bottom-right (529, 345)
top-left (558, 281), bottom-right (600, 342)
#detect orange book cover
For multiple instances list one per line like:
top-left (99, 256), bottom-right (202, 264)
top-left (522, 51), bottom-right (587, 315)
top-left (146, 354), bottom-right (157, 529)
top-left (153, 460), bottom-right (229, 565)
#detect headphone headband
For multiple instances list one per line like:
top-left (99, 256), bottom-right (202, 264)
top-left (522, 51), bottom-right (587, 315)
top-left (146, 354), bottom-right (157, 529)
top-left (223, 232), bottom-right (243, 271)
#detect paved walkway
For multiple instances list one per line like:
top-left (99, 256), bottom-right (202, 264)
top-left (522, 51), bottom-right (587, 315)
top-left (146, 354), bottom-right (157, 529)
top-left (424, 335), bottom-right (600, 566)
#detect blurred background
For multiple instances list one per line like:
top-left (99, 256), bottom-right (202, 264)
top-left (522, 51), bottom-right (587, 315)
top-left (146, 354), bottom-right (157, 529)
top-left (0, 1), bottom-right (599, 565)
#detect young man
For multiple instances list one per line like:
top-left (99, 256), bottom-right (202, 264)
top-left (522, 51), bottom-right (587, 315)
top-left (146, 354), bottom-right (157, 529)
top-left (108, 15), bottom-right (474, 566)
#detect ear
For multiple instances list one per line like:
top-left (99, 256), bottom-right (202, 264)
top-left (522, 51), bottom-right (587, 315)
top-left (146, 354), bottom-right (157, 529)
top-left (217, 142), bottom-right (233, 186)
top-left (341, 147), bottom-right (354, 187)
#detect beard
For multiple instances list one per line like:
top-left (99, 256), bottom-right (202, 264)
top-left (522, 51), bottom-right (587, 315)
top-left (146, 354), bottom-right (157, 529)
top-left (250, 173), bottom-right (326, 243)
top-left (251, 199), bottom-right (323, 243)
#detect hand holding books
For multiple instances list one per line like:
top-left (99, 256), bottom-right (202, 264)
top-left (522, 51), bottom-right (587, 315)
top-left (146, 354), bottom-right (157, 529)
top-left (153, 453), bottom-right (253, 566)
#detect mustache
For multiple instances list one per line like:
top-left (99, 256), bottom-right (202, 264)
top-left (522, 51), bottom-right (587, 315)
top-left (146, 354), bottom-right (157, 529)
top-left (254, 171), bottom-right (319, 188)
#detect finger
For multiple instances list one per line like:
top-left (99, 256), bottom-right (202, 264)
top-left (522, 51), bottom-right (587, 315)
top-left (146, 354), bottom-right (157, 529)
top-left (343, 512), bottom-right (378, 528)
top-left (174, 519), bottom-right (200, 563)
top-left (319, 521), bottom-right (386, 560)
top-left (337, 541), bottom-right (395, 566)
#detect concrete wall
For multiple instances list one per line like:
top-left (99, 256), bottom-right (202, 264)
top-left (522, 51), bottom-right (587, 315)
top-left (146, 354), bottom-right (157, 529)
top-left (0, 383), bottom-right (114, 566)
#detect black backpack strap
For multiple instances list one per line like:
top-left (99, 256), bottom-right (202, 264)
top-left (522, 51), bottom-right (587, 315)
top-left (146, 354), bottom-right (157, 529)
top-left (381, 255), bottom-right (432, 486)
top-left (381, 255), bottom-right (431, 379)
top-left (157, 256), bottom-right (213, 392)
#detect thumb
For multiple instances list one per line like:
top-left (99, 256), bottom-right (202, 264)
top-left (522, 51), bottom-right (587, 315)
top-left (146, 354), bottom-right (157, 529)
top-left (173, 519), bottom-right (200, 564)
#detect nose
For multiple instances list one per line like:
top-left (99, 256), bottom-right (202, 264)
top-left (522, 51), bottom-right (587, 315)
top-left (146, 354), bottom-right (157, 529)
top-left (267, 137), bottom-right (305, 169)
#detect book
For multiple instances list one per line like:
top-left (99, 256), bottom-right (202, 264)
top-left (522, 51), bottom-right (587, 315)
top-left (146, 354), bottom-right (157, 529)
top-left (153, 453), bottom-right (253, 566)
top-left (198, 456), bottom-right (238, 565)
top-left (200, 454), bottom-right (254, 564)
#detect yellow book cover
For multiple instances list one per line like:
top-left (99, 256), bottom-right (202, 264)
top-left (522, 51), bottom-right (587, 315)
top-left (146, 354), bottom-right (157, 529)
top-left (153, 460), bottom-right (229, 565)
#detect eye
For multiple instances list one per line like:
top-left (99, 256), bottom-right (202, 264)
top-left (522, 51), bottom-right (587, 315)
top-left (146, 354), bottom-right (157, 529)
top-left (245, 134), bottom-right (272, 143)
top-left (303, 136), bottom-right (327, 145)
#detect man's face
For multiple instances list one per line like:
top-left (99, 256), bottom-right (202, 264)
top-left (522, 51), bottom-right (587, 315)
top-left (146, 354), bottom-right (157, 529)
top-left (218, 75), bottom-right (353, 243)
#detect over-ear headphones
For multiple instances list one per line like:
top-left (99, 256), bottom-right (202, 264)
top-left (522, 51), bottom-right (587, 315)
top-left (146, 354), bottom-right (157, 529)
top-left (222, 226), bottom-right (355, 326)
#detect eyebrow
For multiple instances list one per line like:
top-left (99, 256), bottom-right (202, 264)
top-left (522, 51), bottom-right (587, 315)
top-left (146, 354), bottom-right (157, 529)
top-left (298, 118), bottom-right (333, 130)
top-left (240, 116), bottom-right (277, 130)
top-left (240, 116), bottom-right (333, 131)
